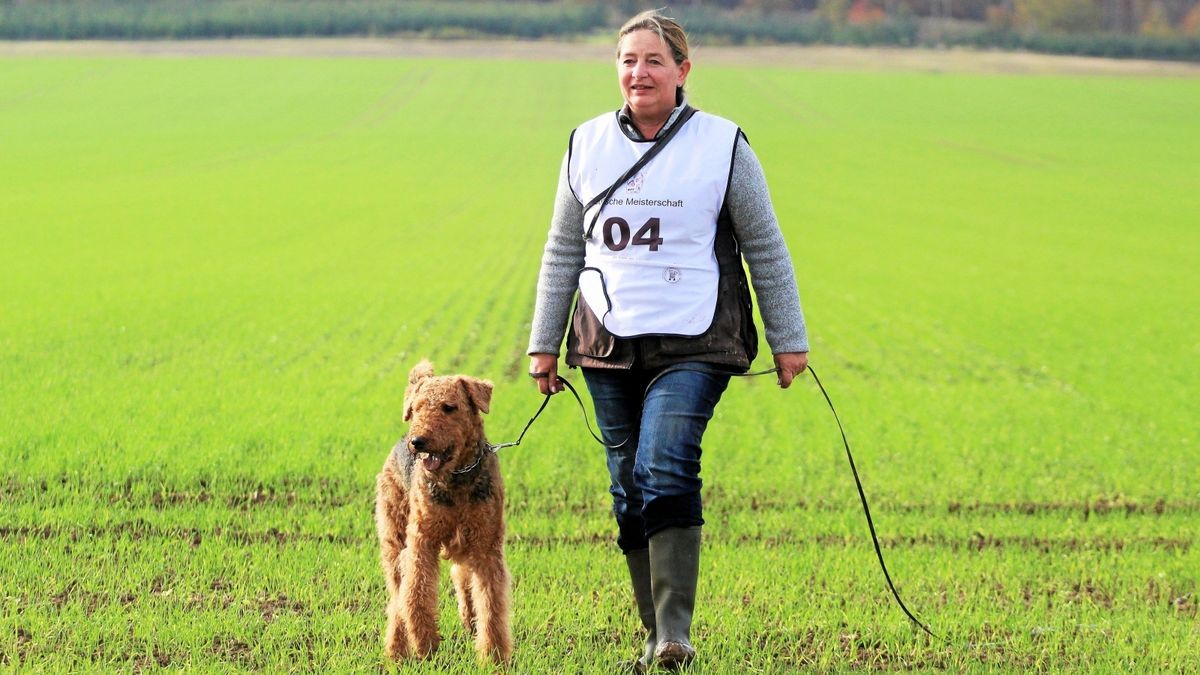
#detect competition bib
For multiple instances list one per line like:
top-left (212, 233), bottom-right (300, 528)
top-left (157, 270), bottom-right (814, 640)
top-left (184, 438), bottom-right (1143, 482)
top-left (569, 110), bottom-right (740, 337)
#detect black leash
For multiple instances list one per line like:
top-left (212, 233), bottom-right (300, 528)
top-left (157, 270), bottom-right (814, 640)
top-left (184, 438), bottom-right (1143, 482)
top-left (502, 373), bottom-right (621, 450)
top-left (454, 376), bottom-right (617, 475)
top-left (805, 366), bottom-right (944, 643)
top-left (642, 364), bottom-right (781, 396)
top-left (520, 363), bottom-right (944, 642)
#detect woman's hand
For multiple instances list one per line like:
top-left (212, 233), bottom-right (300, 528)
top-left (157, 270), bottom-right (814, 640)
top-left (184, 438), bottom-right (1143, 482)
top-left (528, 353), bottom-right (562, 395)
top-left (774, 352), bottom-right (808, 389)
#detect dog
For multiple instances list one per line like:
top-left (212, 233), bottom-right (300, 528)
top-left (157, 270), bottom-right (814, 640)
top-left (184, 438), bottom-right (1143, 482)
top-left (374, 360), bottom-right (512, 663)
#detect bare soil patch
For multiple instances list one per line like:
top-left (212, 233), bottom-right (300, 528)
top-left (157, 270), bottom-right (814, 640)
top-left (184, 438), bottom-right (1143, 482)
top-left (2, 37), bottom-right (1198, 77)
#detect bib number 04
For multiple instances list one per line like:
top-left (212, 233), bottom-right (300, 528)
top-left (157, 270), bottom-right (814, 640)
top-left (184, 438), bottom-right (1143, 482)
top-left (603, 217), bottom-right (663, 252)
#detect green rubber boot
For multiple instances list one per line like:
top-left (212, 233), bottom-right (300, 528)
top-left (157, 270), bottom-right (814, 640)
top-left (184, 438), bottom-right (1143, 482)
top-left (649, 526), bottom-right (701, 669)
top-left (624, 548), bottom-right (657, 672)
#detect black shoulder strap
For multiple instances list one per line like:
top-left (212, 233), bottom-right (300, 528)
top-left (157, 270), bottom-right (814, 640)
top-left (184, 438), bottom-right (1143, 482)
top-left (582, 106), bottom-right (698, 241)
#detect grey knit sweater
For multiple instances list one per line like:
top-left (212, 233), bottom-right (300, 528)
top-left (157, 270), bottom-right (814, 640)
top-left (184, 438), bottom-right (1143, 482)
top-left (528, 114), bottom-right (808, 358)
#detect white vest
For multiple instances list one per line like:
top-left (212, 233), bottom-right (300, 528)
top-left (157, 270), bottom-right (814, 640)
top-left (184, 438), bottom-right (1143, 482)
top-left (569, 110), bottom-right (740, 337)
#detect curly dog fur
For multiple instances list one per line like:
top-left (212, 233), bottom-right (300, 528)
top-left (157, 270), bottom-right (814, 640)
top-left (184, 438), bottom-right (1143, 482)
top-left (374, 360), bottom-right (512, 664)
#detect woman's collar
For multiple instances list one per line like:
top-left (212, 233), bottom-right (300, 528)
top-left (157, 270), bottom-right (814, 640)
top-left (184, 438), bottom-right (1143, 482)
top-left (617, 94), bottom-right (691, 142)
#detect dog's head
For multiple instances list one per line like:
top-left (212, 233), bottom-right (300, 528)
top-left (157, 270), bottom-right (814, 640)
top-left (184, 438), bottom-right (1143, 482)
top-left (402, 360), bottom-right (493, 475)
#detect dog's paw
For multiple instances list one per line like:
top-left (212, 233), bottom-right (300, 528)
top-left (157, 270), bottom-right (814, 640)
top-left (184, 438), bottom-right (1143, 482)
top-left (384, 612), bottom-right (410, 661)
top-left (408, 633), bottom-right (442, 660)
top-left (384, 638), bottom-right (409, 661)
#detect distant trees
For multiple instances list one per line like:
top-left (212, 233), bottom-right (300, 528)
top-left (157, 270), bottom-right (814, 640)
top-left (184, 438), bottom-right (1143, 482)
top-left (678, 0), bottom-right (1200, 35)
top-left (1185, 3), bottom-right (1200, 33)
top-left (1, 0), bottom-right (1197, 59)
top-left (0, 1), bottom-right (608, 40)
top-left (673, 0), bottom-right (1200, 58)
top-left (1015, 0), bottom-right (1104, 33)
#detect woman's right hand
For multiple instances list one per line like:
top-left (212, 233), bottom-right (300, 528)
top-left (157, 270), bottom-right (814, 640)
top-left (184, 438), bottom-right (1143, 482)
top-left (528, 353), bottom-right (561, 395)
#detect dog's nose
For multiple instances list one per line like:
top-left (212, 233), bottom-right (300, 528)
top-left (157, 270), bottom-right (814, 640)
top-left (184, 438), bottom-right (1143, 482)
top-left (410, 436), bottom-right (428, 452)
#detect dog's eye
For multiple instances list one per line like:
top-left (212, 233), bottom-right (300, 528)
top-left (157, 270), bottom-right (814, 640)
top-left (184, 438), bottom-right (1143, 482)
top-left (441, 403), bottom-right (458, 414)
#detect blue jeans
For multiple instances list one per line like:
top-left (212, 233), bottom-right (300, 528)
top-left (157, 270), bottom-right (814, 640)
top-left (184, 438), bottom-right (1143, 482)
top-left (582, 364), bottom-right (731, 552)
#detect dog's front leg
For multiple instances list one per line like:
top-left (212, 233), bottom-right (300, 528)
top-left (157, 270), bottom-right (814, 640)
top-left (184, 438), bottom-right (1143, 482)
top-left (398, 535), bottom-right (442, 658)
top-left (382, 551), bottom-right (410, 660)
top-left (469, 554), bottom-right (513, 664)
top-left (451, 562), bottom-right (476, 633)
top-left (376, 468), bottom-right (410, 660)
top-left (384, 592), bottom-right (409, 660)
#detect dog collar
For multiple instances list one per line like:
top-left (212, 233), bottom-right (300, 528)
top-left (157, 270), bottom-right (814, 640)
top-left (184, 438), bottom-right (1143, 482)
top-left (450, 440), bottom-right (491, 477)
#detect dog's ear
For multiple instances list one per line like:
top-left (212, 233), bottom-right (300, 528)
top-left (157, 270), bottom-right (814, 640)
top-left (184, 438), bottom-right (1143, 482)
top-left (403, 360), bottom-right (434, 422)
top-left (459, 377), bottom-right (493, 415)
top-left (409, 359), bottom-right (434, 384)
top-left (403, 383), bottom-right (418, 422)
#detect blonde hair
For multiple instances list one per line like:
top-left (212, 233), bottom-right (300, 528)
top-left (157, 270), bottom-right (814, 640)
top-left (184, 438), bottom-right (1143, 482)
top-left (616, 10), bottom-right (689, 65)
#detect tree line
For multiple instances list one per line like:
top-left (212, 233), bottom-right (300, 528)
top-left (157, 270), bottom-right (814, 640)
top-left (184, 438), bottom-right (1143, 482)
top-left (0, 0), bottom-right (1197, 61)
top-left (672, 1), bottom-right (1199, 38)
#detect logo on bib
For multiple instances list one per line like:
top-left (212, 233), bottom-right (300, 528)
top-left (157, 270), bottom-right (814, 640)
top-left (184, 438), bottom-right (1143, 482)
top-left (625, 172), bottom-right (644, 194)
top-left (663, 267), bottom-right (682, 284)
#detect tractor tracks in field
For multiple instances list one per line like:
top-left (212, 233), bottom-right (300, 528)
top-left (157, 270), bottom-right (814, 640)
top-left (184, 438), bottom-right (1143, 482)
top-left (0, 521), bottom-right (1189, 555)
top-left (808, 277), bottom-right (1085, 393)
top-left (0, 521), bottom-right (358, 547)
top-left (0, 61), bottom-right (121, 109)
top-left (928, 136), bottom-right (1063, 169)
top-left (171, 65), bottom-right (432, 176)
top-left (739, 71), bottom-right (837, 130)
top-left (737, 531), bottom-right (1191, 553)
top-left (4, 474), bottom-right (1198, 517)
top-left (2, 487), bottom-right (1195, 555)
top-left (322, 66), bottom-right (431, 136)
top-left (4, 476), bottom-right (1194, 562)
top-left (350, 191), bottom-right (539, 387)
top-left (452, 228), bottom-right (541, 379)
top-left (348, 246), bottom-right (500, 391)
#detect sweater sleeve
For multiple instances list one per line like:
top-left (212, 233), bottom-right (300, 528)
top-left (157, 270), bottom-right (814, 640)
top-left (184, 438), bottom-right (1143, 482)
top-left (527, 152), bottom-right (586, 356)
top-left (726, 134), bottom-right (809, 354)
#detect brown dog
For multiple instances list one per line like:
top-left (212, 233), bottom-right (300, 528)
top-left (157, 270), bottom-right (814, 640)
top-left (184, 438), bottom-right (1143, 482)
top-left (374, 360), bottom-right (512, 663)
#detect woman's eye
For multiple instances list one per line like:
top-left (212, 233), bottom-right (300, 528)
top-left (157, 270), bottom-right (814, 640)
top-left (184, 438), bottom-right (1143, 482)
top-left (441, 404), bottom-right (458, 414)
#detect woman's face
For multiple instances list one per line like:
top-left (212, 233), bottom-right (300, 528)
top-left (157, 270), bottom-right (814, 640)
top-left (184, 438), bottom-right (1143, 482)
top-left (617, 29), bottom-right (690, 122)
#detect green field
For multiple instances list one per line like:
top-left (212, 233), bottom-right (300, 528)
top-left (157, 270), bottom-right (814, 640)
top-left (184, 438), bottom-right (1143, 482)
top-left (1, 48), bottom-right (1198, 672)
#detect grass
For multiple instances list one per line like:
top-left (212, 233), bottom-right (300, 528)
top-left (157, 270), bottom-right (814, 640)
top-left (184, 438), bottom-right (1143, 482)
top-left (1, 50), bottom-right (1198, 672)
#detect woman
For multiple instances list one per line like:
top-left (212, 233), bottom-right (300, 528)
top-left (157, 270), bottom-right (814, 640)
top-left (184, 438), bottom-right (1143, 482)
top-left (527, 10), bottom-right (808, 670)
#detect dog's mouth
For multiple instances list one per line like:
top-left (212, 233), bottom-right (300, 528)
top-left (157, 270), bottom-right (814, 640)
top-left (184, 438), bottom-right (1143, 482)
top-left (415, 449), bottom-right (452, 472)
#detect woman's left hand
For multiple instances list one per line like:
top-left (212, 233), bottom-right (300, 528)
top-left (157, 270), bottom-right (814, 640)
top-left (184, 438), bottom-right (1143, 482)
top-left (774, 352), bottom-right (808, 389)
